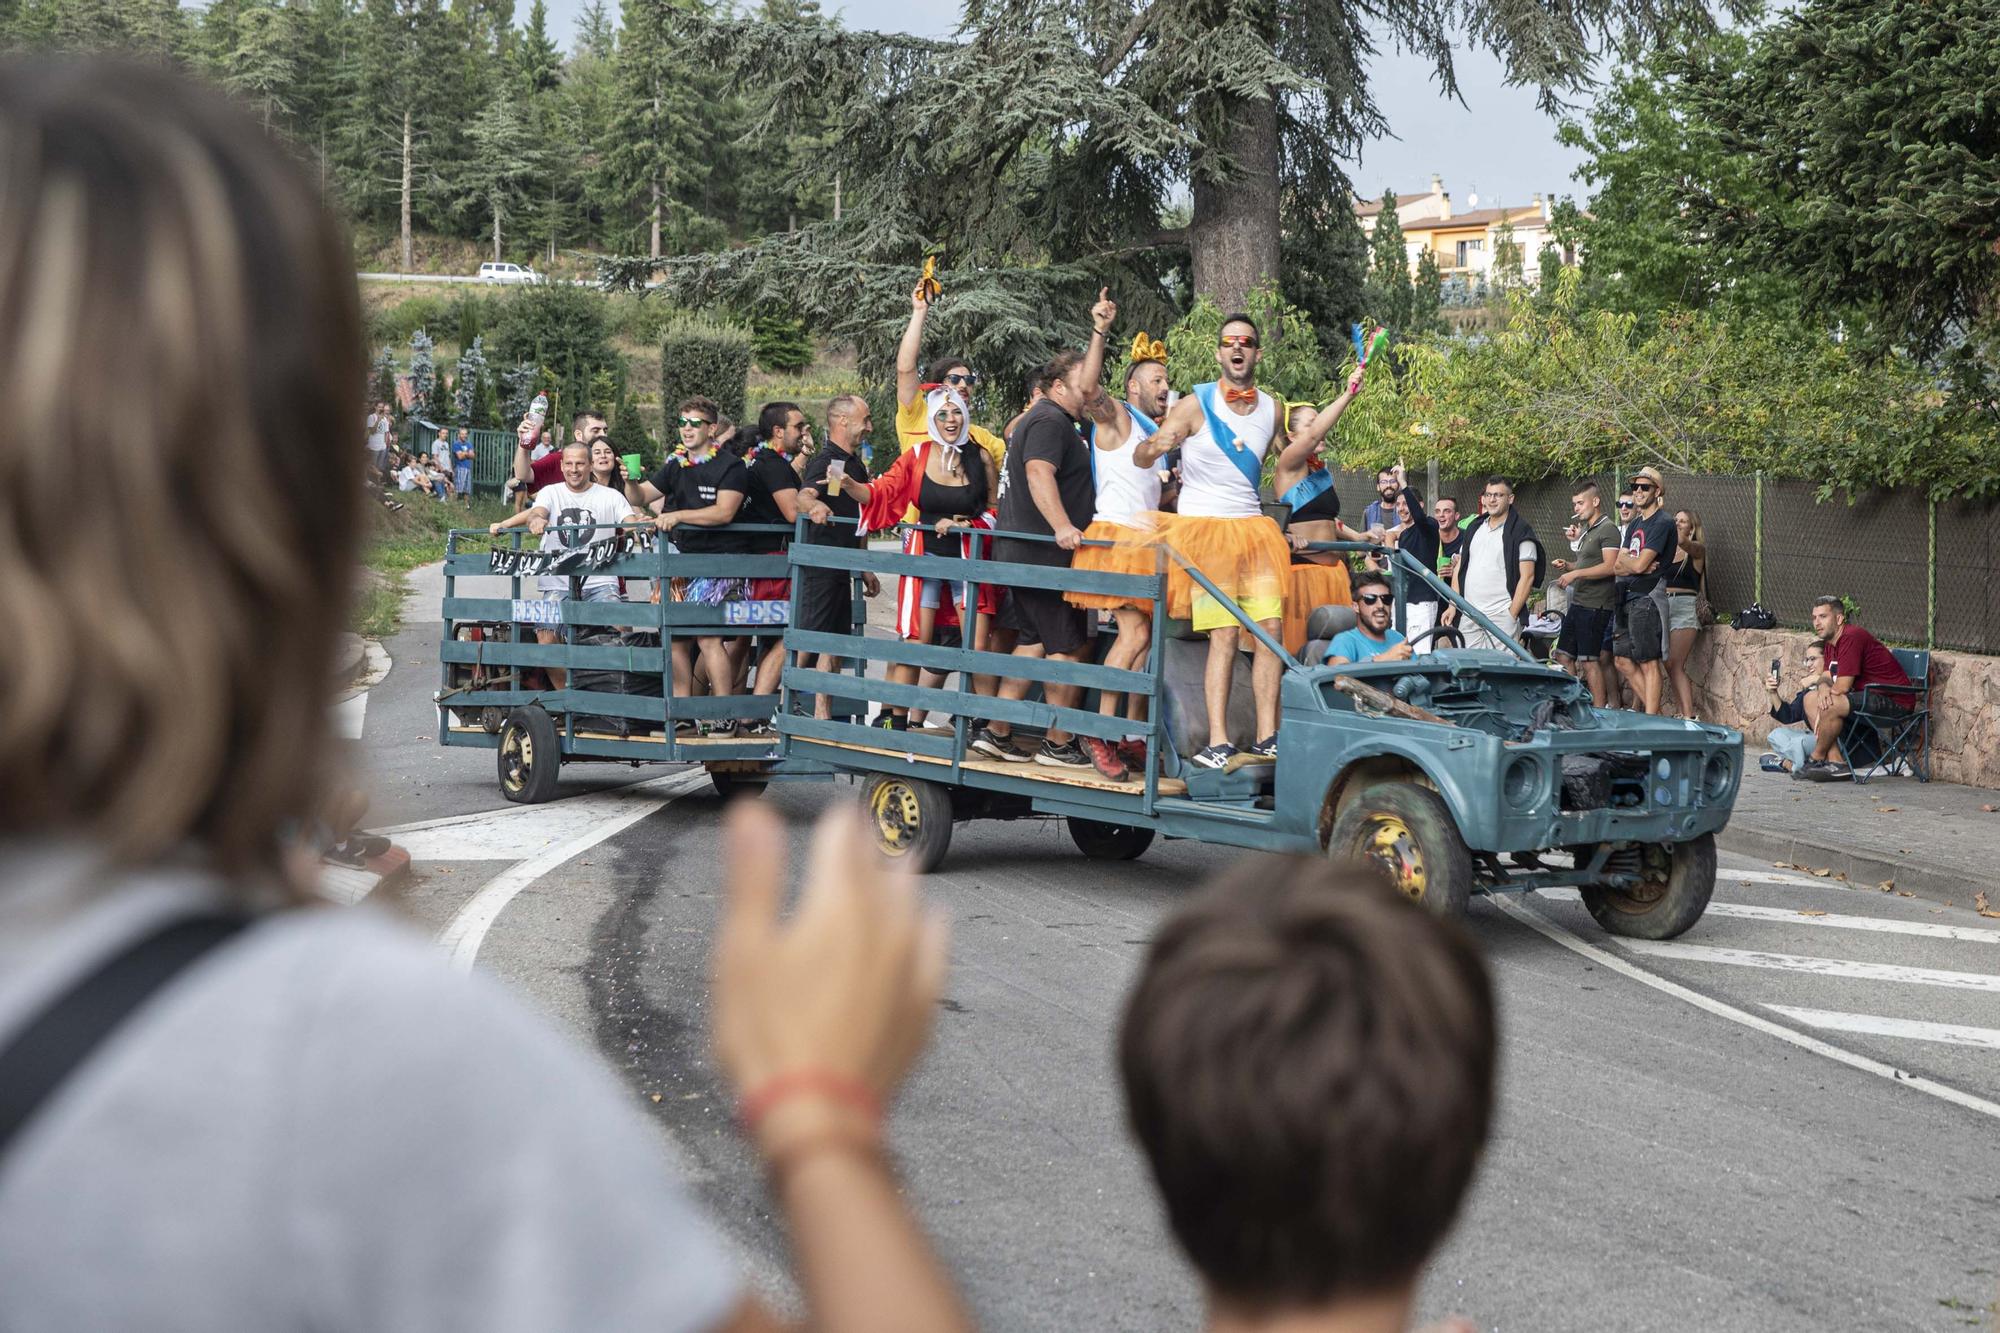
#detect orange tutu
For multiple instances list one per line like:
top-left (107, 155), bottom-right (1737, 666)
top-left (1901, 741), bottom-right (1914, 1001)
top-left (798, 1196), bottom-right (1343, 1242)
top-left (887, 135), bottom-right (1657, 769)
top-left (1283, 560), bottom-right (1353, 655)
top-left (1067, 520), bottom-right (1164, 610)
top-left (1118, 513), bottom-right (1292, 621)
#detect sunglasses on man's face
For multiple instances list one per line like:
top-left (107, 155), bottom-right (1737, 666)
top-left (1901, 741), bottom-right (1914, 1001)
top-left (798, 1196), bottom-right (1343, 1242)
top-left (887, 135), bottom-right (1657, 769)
top-left (945, 372), bottom-right (982, 387)
top-left (1632, 481), bottom-right (1657, 492)
top-left (1357, 592), bottom-right (1393, 606)
top-left (677, 416), bottom-right (713, 429)
top-left (1617, 501), bottom-right (1635, 510)
top-left (1218, 334), bottom-right (1259, 349)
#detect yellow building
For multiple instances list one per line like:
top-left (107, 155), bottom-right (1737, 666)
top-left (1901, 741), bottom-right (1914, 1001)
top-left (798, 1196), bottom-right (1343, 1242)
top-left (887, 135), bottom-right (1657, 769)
top-left (1355, 179), bottom-right (1574, 281)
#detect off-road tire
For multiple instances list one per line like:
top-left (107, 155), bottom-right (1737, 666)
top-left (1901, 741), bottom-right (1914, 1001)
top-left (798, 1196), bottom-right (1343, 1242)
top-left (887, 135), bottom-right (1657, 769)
top-left (1067, 817), bottom-right (1155, 861)
top-left (1581, 833), bottom-right (1716, 940)
top-left (863, 773), bottom-right (954, 874)
top-left (498, 706), bottom-right (561, 805)
top-left (1327, 781), bottom-right (1474, 917)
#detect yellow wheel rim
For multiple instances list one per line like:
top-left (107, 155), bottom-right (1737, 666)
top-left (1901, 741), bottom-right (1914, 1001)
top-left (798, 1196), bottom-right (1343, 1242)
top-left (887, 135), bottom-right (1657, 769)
top-left (501, 727), bottom-right (532, 794)
top-left (1358, 813), bottom-right (1427, 901)
top-left (870, 780), bottom-right (922, 855)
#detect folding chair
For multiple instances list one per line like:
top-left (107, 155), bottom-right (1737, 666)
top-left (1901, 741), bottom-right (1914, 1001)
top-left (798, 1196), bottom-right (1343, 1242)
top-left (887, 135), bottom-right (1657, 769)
top-left (1842, 649), bottom-right (1930, 784)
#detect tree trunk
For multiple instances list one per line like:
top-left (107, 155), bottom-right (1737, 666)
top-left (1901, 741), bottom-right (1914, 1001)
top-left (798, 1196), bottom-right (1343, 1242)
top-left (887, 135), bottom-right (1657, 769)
top-left (833, 171), bottom-right (842, 222)
top-left (399, 108), bottom-right (413, 274)
top-left (1189, 92), bottom-right (1280, 310)
top-left (492, 206), bottom-right (501, 262)
top-left (649, 175), bottom-right (662, 259)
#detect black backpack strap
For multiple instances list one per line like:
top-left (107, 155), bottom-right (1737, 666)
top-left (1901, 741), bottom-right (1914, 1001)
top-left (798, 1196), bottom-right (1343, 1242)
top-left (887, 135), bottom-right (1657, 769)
top-left (0, 914), bottom-right (247, 1161)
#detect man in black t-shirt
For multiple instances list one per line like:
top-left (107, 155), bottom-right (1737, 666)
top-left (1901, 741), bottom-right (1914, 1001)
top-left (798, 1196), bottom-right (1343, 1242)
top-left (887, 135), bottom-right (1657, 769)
top-left (794, 395), bottom-right (881, 720)
top-left (739, 401), bottom-right (834, 715)
top-left (1611, 465), bottom-right (1677, 714)
top-left (632, 397), bottom-right (749, 724)
top-left (991, 347), bottom-right (1104, 772)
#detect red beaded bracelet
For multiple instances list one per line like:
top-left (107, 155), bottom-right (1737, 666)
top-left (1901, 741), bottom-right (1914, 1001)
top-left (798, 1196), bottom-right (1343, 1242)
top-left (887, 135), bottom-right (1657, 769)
top-left (738, 1069), bottom-right (883, 1133)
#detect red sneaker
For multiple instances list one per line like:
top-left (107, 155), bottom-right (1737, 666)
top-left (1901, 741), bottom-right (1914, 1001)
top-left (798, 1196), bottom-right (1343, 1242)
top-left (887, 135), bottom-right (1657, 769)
top-left (1085, 737), bottom-right (1130, 782)
top-left (1115, 739), bottom-right (1147, 771)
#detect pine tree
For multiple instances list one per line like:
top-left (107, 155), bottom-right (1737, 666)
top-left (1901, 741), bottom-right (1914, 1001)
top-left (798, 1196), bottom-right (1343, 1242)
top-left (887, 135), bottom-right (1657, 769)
top-left (1412, 249), bottom-right (1444, 336)
top-left (514, 0), bottom-right (558, 93)
top-left (454, 336), bottom-right (492, 426)
top-left (599, 0), bottom-right (707, 259)
top-left (1361, 190), bottom-right (1415, 336)
top-left (223, 0), bottom-right (299, 132)
top-left (459, 91), bottom-right (539, 260)
top-left (1491, 220), bottom-right (1525, 292)
top-left (573, 0), bottom-right (613, 59)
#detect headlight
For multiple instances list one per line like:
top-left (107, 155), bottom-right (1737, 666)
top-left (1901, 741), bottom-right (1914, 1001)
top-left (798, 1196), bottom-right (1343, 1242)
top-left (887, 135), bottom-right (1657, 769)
top-left (1503, 756), bottom-right (1543, 811)
top-left (1703, 753), bottom-right (1733, 800)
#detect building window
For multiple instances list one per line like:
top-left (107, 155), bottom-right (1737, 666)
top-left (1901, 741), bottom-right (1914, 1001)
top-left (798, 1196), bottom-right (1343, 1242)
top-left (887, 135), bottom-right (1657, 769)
top-left (1455, 238), bottom-right (1484, 267)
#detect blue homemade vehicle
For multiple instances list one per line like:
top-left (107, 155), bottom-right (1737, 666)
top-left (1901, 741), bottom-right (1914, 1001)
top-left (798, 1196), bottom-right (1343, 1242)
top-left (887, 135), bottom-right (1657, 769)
top-left (433, 519), bottom-right (863, 802)
top-left (777, 529), bottom-right (1745, 939)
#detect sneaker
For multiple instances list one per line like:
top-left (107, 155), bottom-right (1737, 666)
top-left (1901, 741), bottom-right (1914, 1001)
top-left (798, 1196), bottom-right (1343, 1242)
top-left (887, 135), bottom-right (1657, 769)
top-left (1799, 760), bottom-right (1852, 783)
top-left (1758, 752), bottom-right (1790, 774)
top-left (1083, 737), bottom-right (1130, 782)
top-left (1247, 734), bottom-right (1278, 761)
top-left (740, 717), bottom-right (775, 738)
top-left (1191, 743), bottom-right (1237, 770)
top-left (1034, 738), bottom-right (1091, 769)
top-left (970, 726), bottom-right (1031, 762)
top-left (1115, 738), bottom-right (1148, 771)
top-left (707, 718), bottom-right (738, 738)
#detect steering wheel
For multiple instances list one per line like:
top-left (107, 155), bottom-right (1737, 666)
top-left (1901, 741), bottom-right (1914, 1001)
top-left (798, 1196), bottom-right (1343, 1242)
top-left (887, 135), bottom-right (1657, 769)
top-left (1406, 623), bottom-right (1464, 653)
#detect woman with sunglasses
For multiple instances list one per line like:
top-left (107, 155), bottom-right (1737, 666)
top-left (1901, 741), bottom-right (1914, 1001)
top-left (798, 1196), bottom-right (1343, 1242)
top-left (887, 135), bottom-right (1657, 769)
top-left (860, 385), bottom-right (992, 730)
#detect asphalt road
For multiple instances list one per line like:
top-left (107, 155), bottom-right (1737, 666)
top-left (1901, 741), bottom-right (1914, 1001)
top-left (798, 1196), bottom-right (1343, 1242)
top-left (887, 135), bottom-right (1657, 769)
top-left (358, 595), bottom-right (2000, 1332)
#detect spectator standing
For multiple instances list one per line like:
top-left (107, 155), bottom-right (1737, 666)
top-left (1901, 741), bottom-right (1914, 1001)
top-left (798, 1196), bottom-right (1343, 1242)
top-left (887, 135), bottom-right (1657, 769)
top-left (1663, 508), bottom-right (1707, 718)
top-left (1801, 595), bottom-right (1912, 781)
top-left (1447, 476), bottom-right (1538, 650)
top-left (1382, 466), bottom-right (1445, 645)
top-left (451, 426), bottom-right (475, 500)
top-left (1611, 466), bottom-right (1676, 714)
top-left (1434, 497), bottom-right (1465, 583)
top-left (1362, 466), bottom-right (1400, 533)
top-left (0, 60), bottom-right (976, 1333)
top-left (795, 395), bottom-right (881, 720)
top-left (430, 425), bottom-right (451, 472)
top-left (1119, 857), bottom-right (1493, 1333)
top-left (1613, 489), bottom-right (1636, 543)
top-left (365, 401), bottom-right (391, 480)
top-left (1551, 481), bottom-right (1619, 706)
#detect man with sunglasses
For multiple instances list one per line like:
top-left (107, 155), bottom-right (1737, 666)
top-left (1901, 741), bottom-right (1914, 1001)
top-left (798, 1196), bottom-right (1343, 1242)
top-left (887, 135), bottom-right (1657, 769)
top-left (1323, 573), bottom-right (1411, 665)
top-left (1132, 315), bottom-right (1296, 769)
top-left (1611, 465), bottom-right (1676, 714)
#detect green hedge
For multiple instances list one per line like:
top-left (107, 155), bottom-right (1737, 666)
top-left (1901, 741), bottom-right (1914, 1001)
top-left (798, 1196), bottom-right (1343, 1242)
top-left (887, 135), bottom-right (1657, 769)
top-left (661, 314), bottom-right (753, 426)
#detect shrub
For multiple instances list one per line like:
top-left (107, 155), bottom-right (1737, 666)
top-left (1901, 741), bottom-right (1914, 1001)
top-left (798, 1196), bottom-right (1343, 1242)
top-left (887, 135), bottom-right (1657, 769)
top-left (660, 313), bottom-right (753, 426)
top-left (369, 294), bottom-right (454, 347)
top-left (751, 312), bottom-right (815, 372)
top-left (489, 284), bottom-right (620, 426)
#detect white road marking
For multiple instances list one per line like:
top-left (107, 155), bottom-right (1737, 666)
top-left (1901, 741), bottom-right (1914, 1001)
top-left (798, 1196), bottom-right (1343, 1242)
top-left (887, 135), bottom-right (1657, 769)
top-left (1763, 1006), bottom-right (2000, 1051)
top-left (1490, 896), bottom-right (2000, 1123)
top-left (1533, 888), bottom-right (2000, 944)
top-left (1617, 940), bottom-right (2000, 993)
top-left (435, 769), bottom-right (712, 974)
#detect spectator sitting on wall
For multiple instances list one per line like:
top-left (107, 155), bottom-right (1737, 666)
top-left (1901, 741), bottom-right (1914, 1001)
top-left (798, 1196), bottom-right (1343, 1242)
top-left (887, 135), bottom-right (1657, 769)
top-left (1119, 855), bottom-right (1494, 1333)
top-left (1759, 643), bottom-right (1828, 774)
top-left (1799, 595), bottom-right (1912, 782)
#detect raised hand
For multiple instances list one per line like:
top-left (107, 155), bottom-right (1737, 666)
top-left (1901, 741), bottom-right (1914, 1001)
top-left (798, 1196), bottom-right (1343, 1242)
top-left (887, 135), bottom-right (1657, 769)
top-left (1090, 286), bottom-right (1117, 334)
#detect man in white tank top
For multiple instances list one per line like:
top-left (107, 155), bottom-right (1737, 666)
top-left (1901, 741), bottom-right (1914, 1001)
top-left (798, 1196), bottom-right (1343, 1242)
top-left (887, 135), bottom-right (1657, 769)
top-left (1133, 315), bottom-right (1295, 769)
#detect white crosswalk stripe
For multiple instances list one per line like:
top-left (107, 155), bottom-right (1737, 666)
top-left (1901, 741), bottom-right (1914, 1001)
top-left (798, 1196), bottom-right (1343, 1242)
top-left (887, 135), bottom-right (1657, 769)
top-left (1534, 888), bottom-right (2000, 944)
top-left (1763, 1006), bottom-right (2000, 1051)
top-left (1618, 940), bottom-right (2000, 993)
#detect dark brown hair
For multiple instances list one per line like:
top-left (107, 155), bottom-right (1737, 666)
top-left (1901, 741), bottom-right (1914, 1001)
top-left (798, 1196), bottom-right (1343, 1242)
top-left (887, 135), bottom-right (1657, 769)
top-left (0, 60), bottom-right (363, 893)
top-left (676, 396), bottom-right (718, 422)
top-left (1119, 857), bottom-right (1496, 1313)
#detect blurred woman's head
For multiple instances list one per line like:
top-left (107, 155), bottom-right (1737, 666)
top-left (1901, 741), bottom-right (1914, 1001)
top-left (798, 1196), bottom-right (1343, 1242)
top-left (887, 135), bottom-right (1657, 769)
top-left (589, 439), bottom-right (620, 485)
top-left (0, 61), bottom-right (363, 893)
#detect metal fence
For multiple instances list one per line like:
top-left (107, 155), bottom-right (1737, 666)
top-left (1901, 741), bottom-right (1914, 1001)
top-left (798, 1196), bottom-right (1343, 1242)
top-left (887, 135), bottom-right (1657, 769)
top-left (1313, 467), bottom-right (2000, 655)
top-left (397, 423), bottom-right (514, 497)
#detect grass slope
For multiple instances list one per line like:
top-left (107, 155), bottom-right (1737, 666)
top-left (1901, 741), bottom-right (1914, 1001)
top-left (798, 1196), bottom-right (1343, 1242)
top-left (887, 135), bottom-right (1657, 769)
top-left (355, 492), bottom-right (512, 639)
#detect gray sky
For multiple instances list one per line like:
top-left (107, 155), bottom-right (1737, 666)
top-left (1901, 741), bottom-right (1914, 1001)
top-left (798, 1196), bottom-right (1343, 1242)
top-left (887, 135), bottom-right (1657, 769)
top-left (541, 0), bottom-right (1589, 209)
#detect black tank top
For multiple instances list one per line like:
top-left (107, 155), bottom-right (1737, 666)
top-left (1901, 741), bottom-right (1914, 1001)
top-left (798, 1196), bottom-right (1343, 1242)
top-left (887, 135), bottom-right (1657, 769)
top-left (1291, 480), bottom-right (1341, 524)
top-left (917, 462), bottom-right (985, 560)
top-left (1667, 552), bottom-right (1701, 591)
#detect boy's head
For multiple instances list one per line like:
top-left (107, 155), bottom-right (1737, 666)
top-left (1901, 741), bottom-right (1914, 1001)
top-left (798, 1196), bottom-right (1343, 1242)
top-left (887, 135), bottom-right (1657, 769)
top-left (1119, 857), bottom-right (1496, 1318)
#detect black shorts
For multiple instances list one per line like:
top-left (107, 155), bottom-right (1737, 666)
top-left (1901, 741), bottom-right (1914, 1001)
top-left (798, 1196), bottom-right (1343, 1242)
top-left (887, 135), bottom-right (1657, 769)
top-left (1614, 596), bottom-right (1664, 663)
top-left (795, 567), bottom-right (856, 637)
top-left (1001, 584), bottom-right (1094, 656)
top-left (1557, 605), bottom-right (1613, 660)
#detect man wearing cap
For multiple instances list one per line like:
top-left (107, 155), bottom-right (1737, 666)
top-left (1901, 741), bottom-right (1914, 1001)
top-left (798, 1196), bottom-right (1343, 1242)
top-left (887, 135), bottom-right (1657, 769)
top-left (1611, 465), bottom-right (1677, 714)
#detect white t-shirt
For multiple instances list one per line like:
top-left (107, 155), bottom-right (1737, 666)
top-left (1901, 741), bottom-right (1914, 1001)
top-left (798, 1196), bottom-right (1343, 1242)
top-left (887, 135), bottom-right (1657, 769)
top-left (1178, 389), bottom-right (1275, 519)
top-left (532, 482), bottom-right (633, 595)
top-left (366, 413), bottom-right (389, 451)
top-left (1464, 519), bottom-right (1534, 618)
top-left (395, 465), bottom-right (424, 492)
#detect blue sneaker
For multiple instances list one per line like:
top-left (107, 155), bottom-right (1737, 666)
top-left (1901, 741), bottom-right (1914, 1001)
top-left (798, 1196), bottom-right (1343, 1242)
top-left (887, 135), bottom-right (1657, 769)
top-left (1191, 743), bottom-right (1237, 770)
top-left (1246, 734), bottom-right (1278, 761)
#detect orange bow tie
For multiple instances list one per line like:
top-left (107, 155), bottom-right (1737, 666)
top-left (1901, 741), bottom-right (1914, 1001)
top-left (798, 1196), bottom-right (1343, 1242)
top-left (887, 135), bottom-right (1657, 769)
top-left (1223, 385), bottom-right (1258, 405)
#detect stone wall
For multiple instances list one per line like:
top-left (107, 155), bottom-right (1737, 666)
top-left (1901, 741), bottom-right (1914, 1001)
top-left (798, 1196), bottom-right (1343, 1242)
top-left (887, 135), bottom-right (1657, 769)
top-left (1687, 627), bottom-right (2000, 790)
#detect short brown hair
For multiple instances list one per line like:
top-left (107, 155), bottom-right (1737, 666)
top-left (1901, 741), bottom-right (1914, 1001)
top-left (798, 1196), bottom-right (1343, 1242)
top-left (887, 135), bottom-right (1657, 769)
top-left (1120, 857), bottom-right (1495, 1312)
top-left (0, 60), bottom-right (363, 892)
top-left (676, 396), bottom-right (718, 422)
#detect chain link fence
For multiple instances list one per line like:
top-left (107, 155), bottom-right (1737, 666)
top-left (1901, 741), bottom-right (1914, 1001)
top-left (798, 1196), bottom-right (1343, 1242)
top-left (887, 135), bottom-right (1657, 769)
top-left (1308, 467), bottom-right (2000, 655)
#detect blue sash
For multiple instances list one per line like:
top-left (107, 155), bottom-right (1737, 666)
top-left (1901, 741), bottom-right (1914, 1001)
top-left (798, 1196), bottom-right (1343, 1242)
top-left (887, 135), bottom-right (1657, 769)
top-left (1123, 401), bottom-right (1158, 437)
top-left (1192, 382), bottom-right (1265, 493)
top-left (1279, 466), bottom-right (1334, 513)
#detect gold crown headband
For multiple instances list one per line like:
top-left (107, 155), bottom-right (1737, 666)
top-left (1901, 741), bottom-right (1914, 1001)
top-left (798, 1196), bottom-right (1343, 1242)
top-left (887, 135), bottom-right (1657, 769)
top-left (1129, 331), bottom-right (1167, 365)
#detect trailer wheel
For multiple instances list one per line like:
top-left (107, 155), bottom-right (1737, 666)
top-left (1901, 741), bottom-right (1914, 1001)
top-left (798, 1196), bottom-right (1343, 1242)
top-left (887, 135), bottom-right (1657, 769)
top-left (1581, 834), bottom-right (1715, 940)
top-left (498, 706), bottom-right (562, 805)
top-left (1068, 817), bottom-right (1155, 861)
top-left (1327, 781), bottom-right (1472, 917)
top-left (863, 774), bottom-right (953, 873)
top-left (709, 769), bottom-right (769, 802)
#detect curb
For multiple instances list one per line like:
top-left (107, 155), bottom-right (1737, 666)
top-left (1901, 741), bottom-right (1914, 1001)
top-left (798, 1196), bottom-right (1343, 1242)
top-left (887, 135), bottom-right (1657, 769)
top-left (1716, 823), bottom-right (1982, 912)
top-left (319, 842), bottom-right (413, 906)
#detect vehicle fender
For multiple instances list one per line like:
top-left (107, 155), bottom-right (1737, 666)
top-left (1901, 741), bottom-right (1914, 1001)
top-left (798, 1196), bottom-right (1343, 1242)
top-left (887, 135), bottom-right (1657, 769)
top-left (1315, 744), bottom-right (1475, 849)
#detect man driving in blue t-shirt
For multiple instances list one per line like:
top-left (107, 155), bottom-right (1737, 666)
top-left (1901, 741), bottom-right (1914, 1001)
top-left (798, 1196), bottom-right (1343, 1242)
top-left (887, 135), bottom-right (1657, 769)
top-left (1325, 571), bottom-right (1412, 665)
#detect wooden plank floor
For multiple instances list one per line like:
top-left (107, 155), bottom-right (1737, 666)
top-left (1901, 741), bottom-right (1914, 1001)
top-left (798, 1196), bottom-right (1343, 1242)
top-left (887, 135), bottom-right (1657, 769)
top-left (808, 736), bottom-right (1186, 796)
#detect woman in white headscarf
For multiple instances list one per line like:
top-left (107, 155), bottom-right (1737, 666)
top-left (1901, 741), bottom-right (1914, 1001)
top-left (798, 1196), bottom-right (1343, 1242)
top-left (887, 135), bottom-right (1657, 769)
top-left (861, 385), bottom-right (996, 730)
